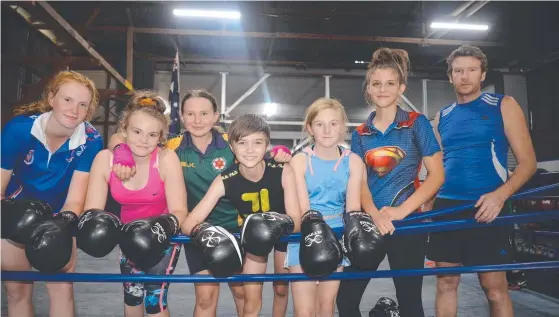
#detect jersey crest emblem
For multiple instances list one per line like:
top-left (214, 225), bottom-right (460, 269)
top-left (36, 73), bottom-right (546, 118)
top-left (24, 149), bottom-right (35, 165)
top-left (212, 157), bottom-right (227, 171)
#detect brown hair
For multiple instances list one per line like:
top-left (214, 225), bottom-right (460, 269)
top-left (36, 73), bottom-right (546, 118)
top-left (364, 48), bottom-right (410, 105)
top-left (14, 70), bottom-right (99, 121)
top-left (304, 98), bottom-right (349, 141)
top-left (180, 89), bottom-right (218, 114)
top-left (118, 90), bottom-right (170, 144)
top-left (446, 45), bottom-right (488, 75)
top-left (227, 114), bottom-right (270, 144)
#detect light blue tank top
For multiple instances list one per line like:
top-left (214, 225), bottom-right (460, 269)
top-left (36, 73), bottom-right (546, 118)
top-left (303, 146), bottom-right (351, 228)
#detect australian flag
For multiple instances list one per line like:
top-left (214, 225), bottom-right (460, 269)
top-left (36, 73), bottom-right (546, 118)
top-left (168, 50), bottom-right (180, 135)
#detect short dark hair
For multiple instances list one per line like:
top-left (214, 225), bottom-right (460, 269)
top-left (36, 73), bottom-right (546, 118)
top-left (446, 45), bottom-right (488, 75)
top-left (180, 89), bottom-right (218, 113)
top-left (227, 114), bottom-right (270, 144)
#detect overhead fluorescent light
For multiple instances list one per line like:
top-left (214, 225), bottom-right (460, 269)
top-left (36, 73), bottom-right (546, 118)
top-left (173, 9), bottom-right (241, 20)
top-left (264, 102), bottom-right (277, 117)
top-left (430, 22), bottom-right (489, 31)
top-left (354, 60), bottom-right (367, 64)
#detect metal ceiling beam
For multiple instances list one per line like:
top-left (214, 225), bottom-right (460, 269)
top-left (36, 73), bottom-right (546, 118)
top-left (126, 27), bottom-right (134, 85)
top-left (9, 5), bottom-right (68, 53)
top-left (86, 7), bottom-right (101, 28)
top-left (89, 26), bottom-right (503, 47)
top-left (36, 1), bottom-right (134, 91)
top-left (152, 56), bottom-right (313, 67)
top-left (3, 56), bottom-right (113, 68)
top-left (90, 2), bottom-right (423, 23)
top-left (153, 58), bottom-right (449, 80)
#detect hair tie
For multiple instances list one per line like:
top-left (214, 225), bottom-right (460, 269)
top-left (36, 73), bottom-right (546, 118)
top-left (139, 97), bottom-right (156, 107)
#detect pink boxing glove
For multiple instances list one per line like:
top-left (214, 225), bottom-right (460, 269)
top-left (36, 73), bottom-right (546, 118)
top-left (270, 145), bottom-right (292, 157)
top-left (113, 143), bottom-right (135, 168)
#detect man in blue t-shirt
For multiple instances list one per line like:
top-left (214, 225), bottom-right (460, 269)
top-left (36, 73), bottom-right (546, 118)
top-left (427, 45), bottom-right (536, 317)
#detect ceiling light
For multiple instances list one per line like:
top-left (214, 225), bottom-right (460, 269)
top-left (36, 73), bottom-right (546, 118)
top-left (430, 22), bottom-right (489, 31)
top-left (354, 60), bottom-right (367, 64)
top-left (173, 9), bottom-right (241, 20)
top-left (264, 102), bottom-right (277, 117)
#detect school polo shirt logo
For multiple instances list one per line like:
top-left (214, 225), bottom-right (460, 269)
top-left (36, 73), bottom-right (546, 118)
top-left (212, 157), bottom-right (227, 171)
top-left (24, 149), bottom-right (35, 165)
top-left (67, 145), bottom-right (86, 163)
top-left (85, 124), bottom-right (101, 141)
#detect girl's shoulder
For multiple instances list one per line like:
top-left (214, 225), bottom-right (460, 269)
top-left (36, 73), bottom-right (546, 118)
top-left (158, 147), bottom-right (179, 164)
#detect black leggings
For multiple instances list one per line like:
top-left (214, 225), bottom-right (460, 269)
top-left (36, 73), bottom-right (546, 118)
top-left (336, 233), bottom-right (427, 317)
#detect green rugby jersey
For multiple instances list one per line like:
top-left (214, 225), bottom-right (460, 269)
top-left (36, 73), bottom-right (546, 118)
top-left (166, 129), bottom-right (239, 231)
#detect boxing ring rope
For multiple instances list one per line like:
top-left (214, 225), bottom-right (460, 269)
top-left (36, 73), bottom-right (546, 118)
top-left (3, 262), bottom-right (559, 283)
top-left (168, 210), bottom-right (559, 243)
top-left (398, 182), bottom-right (559, 224)
top-left (532, 230), bottom-right (559, 237)
top-left (2, 184), bottom-right (558, 283)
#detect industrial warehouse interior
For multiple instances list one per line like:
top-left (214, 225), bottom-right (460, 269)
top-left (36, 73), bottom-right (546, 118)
top-left (1, 1), bottom-right (559, 317)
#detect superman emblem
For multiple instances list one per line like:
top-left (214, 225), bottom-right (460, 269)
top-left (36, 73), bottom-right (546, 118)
top-left (364, 146), bottom-right (406, 177)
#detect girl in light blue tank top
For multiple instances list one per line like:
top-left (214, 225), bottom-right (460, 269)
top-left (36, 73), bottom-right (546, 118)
top-left (285, 146), bottom-right (351, 266)
top-left (304, 146), bottom-right (350, 231)
top-left (286, 98), bottom-right (365, 317)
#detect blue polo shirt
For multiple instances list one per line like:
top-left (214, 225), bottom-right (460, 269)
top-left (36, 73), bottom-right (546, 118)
top-left (351, 107), bottom-right (440, 211)
top-left (1, 112), bottom-right (103, 213)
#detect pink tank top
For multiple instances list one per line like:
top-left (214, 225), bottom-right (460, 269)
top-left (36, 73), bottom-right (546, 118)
top-left (110, 148), bottom-right (168, 224)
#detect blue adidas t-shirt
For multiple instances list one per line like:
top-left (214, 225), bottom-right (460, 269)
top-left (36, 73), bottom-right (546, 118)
top-left (1, 112), bottom-right (103, 213)
top-left (437, 93), bottom-right (509, 200)
top-left (351, 107), bottom-right (441, 210)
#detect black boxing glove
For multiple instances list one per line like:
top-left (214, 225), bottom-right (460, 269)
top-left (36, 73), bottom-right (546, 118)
top-left (342, 211), bottom-right (385, 270)
top-left (299, 210), bottom-right (342, 277)
top-left (369, 297), bottom-right (400, 317)
top-left (25, 210), bottom-right (78, 273)
top-left (241, 212), bottom-right (294, 256)
top-left (77, 209), bottom-right (122, 258)
top-left (119, 213), bottom-right (179, 270)
top-left (191, 222), bottom-right (244, 277)
top-left (2, 199), bottom-right (52, 244)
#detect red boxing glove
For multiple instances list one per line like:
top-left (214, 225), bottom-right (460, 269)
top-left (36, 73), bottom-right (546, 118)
top-left (113, 143), bottom-right (135, 168)
top-left (271, 145), bottom-right (292, 157)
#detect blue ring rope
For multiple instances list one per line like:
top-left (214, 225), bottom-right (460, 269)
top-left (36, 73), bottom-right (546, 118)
top-left (532, 230), bottom-right (559, 237)
top-left (398, 182), bottom-right (559, 224)
top-left (2, 261), bottom-right (558, 283)
top-left (170, 210), bottom-right (559, 243)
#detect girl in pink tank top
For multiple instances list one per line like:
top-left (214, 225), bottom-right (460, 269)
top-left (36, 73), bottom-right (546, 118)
top-left (83, 92), bottom-right (187, 317)
top-left (110, 147), bottom-right (168, 224)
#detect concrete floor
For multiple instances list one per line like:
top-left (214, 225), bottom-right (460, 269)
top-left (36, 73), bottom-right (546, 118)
top-left (2, 248), bottom-right (559, 317)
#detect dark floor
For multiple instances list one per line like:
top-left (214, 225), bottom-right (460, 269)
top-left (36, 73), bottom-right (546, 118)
top-left (2, 248), bottom-right (559, 316)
